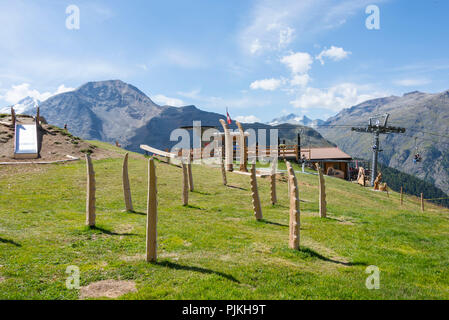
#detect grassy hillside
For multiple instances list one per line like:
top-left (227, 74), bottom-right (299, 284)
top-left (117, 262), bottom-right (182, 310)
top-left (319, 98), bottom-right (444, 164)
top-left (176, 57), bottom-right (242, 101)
top-left (1, 141), bottom-right (448, 299)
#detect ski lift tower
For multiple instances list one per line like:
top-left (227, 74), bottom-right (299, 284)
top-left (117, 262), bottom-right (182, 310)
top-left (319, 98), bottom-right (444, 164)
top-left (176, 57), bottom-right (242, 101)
top-left (351, 113), bottom-right (406, 186)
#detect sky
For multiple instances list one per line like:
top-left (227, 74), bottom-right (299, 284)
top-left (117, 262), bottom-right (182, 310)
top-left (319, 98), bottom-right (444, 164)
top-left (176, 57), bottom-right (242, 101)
top-left (0, 0), bottom-right (448, 123)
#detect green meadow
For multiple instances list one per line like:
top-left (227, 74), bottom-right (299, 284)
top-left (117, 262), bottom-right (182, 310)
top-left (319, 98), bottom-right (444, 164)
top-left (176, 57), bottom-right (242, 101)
top-left (0, 141), bottom-right (448, 299)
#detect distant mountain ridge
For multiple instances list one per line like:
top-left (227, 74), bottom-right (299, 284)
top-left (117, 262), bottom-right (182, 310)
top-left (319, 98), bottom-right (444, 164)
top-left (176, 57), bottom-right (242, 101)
top-left (32, 80), bottom-right (333, 152)
top-left (0, 96), bottom-right (40, 115)
top-left (269, 113), bottom-right (325, 128)
top-left (318, 90), bottom-right (449, 195)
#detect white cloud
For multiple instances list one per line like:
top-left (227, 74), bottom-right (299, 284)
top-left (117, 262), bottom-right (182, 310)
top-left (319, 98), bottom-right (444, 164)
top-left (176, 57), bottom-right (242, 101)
top-left (290, 83), bottom-right (384, 112)
top-left (278, 27), bottom-right (295, 48)
top-left (152, 94), bottom-right (185, 107)
top-left (281, 52), bottom-right (313, 74)
top-left (290, 74), bottom-right (310, 87)
top-left (393, 78), bottom-right (431, 87)
top-left (1, 83), bottom-right (74, 104)
top-left (250, 39), bottom-right (262, 55)
top-left (239, 0), bottom-right (382, 55)
top-left (177, 88), bottom-right (272, 110)
top-left (250, 78), bottom-right (283, 91)
top-left (316, 46), bottom-right (351, 65)
top-left (235, 115), bottom-right (261, 123)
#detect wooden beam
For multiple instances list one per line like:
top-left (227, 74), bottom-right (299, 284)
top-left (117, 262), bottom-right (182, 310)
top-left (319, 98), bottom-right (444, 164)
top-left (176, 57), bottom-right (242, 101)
top-left (85, 154), bottom-right (96, 227)
top-left (219, 119), bottom-right (233, 172)
top-left (187, 163), bottom-right (194, 192)
top-left (146, 158), bottom-right (158, 262)
top-left (250, 164), bottom-right (263, 220)
top-left (270, 158), bottom-right (277, 205)
top-left (315, 163), bottom-right (327, 218)
top-left (140, 144), bottom-right (177, 159)
top-left (286, 161), bottom-right (300, 250)
top-left (220, 156), bottom-right (227, 186)
top-left (235, 120), bottom-right (248, 172)
top-left (182, 161), bottom-right (189, 206)
top-left (122, 153), bottom-right (133, 212)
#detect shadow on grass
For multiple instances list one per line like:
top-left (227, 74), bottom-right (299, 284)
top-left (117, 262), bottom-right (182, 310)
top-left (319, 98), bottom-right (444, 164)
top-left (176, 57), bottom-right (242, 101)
top-left (185, 204), bottom-right (206, 210)
top-left (226, 185), bottom-right (248, 191)
top-left (300, 247), bottom-right (367, 266)
top-left (127, 211), bottom-right (146, 216)
top-left (155, 260), bottom-right (240, 283)
top-left (192, 190), bottom-right (213, 196)
top-left (258, 219), bottom-right (288, 228)
top-left (0, 237), bottom-right (21, 247)
top-left (88, 226), bottom-right (136, 236)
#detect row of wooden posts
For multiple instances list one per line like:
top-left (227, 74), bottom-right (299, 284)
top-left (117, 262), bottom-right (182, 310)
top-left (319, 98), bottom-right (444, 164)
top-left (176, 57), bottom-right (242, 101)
top-left (399, 186), bottom-right (425, 212)
top-left (84, 153), bottom-right (328, 261)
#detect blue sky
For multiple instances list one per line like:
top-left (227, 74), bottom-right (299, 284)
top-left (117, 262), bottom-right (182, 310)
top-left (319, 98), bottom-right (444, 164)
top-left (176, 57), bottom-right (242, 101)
top-left (0, 0), bottom-right (448, 122)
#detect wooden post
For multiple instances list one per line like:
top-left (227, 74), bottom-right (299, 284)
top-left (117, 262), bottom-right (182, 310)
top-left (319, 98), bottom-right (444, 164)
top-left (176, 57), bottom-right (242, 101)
top-left (235, 121), bottom-right (248, 172)
top-left (182, 161), bottom-right (189, 206)
top-left (122, 153), bottom-right (133, 212)
top-left (220, 155), bottom-right (227, 186)
top-left (219, 119), bottom-right (233, 172)
top-left (250, 164), bottom-right (263, 220)
top-left (316, 163), bottom-right (327, 218)
top-left (421, 193), bottom-right (424, 212)
top-left (400, 187), bottom-right (403, 206)
top-left (146, 158), bottom-right (157, 262)
top-left (286, 161), bottom-right (300, 250)
top-left (35, 107), bottom-right (40, 126)
top-left (270, 158), bottom-right (277, 205)
top-left (85, 154), bottom-right (96, 227)
top-left (187, 162), bottom-right (194, 191)
top-left (11, 107), bottom-right (15, 128)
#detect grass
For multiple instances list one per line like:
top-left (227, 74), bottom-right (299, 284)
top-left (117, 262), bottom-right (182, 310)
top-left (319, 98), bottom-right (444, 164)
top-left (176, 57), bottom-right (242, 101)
top-left (0, 140), bottom-right (448, 299)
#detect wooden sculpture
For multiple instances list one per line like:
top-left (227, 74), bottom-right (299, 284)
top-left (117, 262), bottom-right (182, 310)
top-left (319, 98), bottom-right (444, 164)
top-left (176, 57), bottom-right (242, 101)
top-left (357, 167), bottom-right (366, 186)
top-left (122, 153), bottom-right (133, 212)
top-left (270, 158), bottom-right (277, 205)
top-left (85, 154), bottom-right (96, 227)
top-left (286, 161), bottom-right (300, 250)
top-left (219, 119), bottom-right (233, 172)
top-left (235, 120), bottom-right (248, 172)
top-left (250, 164), bottom-right (263, 220)
top-left (373, 172), bottom-right (382, 190)
top-left (146, 158), bottom-right (158, 262)
top-left (315, 163), bottom-right (327, 218)
top-left (182, 161), bottom-right (189, 206)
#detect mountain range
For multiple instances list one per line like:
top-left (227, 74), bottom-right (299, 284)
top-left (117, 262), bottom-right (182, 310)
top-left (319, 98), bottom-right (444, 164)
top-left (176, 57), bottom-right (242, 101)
top-left (268, 113), bottom-right (325, 128)
top-left (9, 80), bottom-right (332, 153)
top-left (0, 96), bottom-right (40, 115)
top-left (2, 80), bottom-right (447, 196)
top-left (317, 90), bottom-right (449, 196)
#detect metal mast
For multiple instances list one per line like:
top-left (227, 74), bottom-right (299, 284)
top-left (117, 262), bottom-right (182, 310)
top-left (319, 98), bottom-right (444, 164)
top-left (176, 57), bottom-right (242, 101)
top-left (351, 113), bottom-right (406, 186)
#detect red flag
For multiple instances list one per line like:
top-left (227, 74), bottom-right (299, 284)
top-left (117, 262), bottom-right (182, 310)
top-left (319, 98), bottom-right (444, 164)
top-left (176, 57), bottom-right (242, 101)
top-left (226, 108), bottom-right (232, 125)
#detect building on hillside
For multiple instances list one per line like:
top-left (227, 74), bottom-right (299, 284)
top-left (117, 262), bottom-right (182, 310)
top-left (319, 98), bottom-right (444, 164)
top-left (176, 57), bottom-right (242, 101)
top-left (301, 147), bottom-right (353, 179)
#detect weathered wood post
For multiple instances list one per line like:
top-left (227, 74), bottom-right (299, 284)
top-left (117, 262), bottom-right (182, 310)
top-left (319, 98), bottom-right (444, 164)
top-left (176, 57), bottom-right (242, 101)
top-left (250, 164), bottom-right (263, 220)
top-left (235, 121), bottom-right (248, 172)
top-left (122, 153), bottom-right (134, 212)
top-left (421, 193), bottom-right (424, 212)
top-left (270, 158), bottom-right (277, 205)
top-left (85, 154), bottom-right (96, 227)
top-left (182, 160), bottom-right (189, 206)
top-left (11, 107), bottom-right (16, 128)
top-left (219, 119), bottom-right (233, 172)
top-left (146, 158), bottom-right (157, 262)
top-left (220, 155), bottom-right (227, 186)
top-left (286, 161), bottom-right (300, 250)
top-left (400, 187), bottom-right (403, 206)
top-left (187, 162), bottom-right (194, 192)
top-left (316, 163), bottom-right (327, 218)
top-left (35, 107), bottom-right (40, 126)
